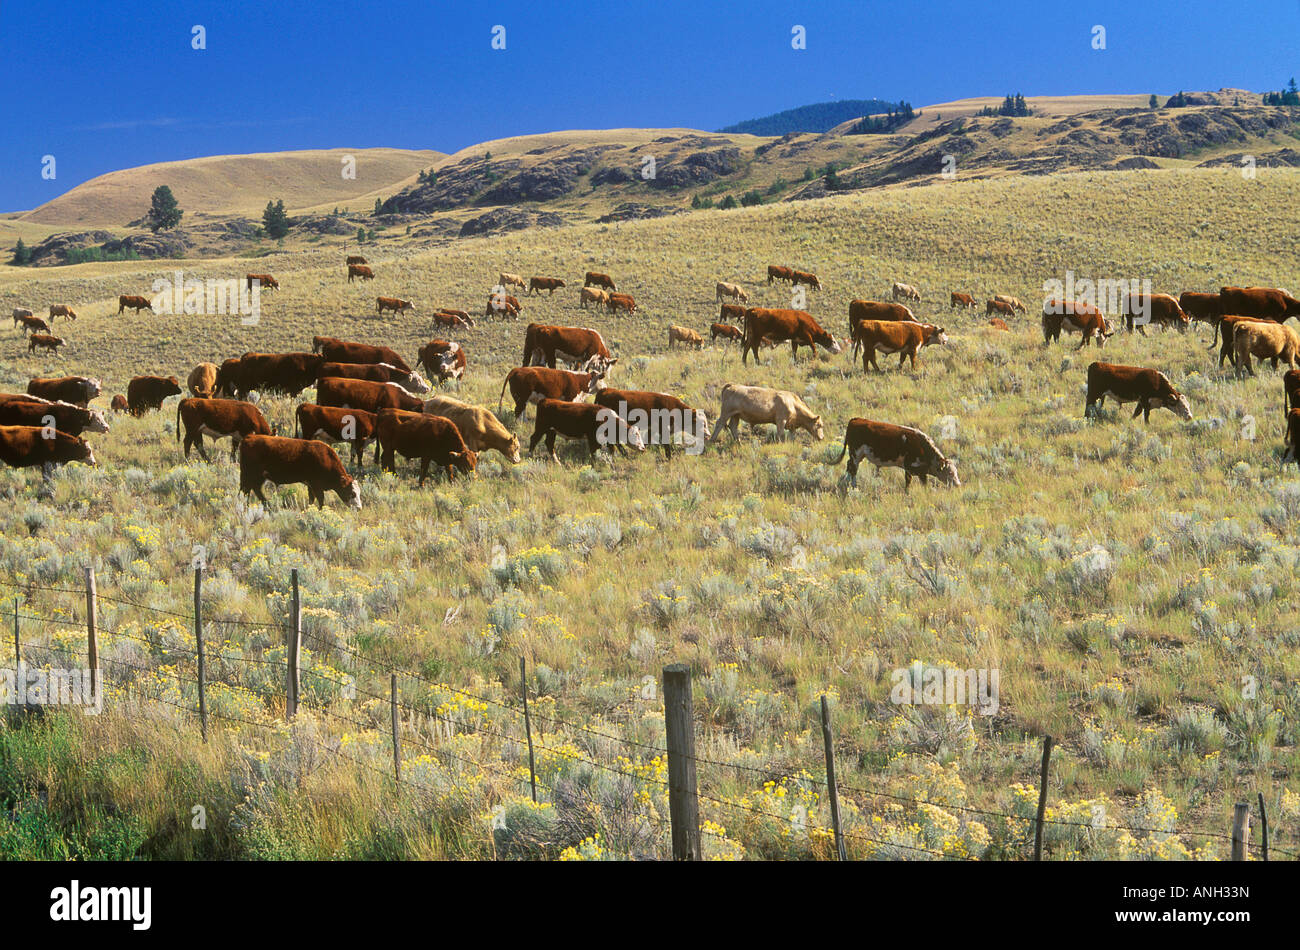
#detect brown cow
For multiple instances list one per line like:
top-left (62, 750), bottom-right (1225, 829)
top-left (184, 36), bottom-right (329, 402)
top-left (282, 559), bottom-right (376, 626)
top-left (295, 404), bottom-right (379, 466)
top-left (1284, 369), bottom-right (1300, 420)
top-left (852, 321), bottom-right (949, 372)
top-left (579, 287), bottom-right (609, 310)
top-left (1234, 322), bottom-right (1300, 377)
top-left (110, 394), bottom-right (128, 412)
top-left (1219, 286), bottom-right (1300, 323)
top-left (584, 272), bottom-right (616, 291)
top-left (434, 308), bottom-right (474, 328)
top-left (239, 435), bottom-right (361, 509)
top-left (48, 304), bottom-right (78, 321)
top-left (422, 395), bottom-right (521, 463)
top-left (28, 376), bottom-right (100, 406)
top-left (346, 255), bottom-right (368, 266)
top-left (17, 315), bottom-right (49, 335)
top-left (986, 299), bottom-right (1017, 318)
top-left (376, 296), bottom-right (414, 315)
top-left (720, 302), bottom-right (746, 325)
top-left (528, 276), bottom-right (566, 296)
top-left (605, 292), bottom-right (637, 314)
top-left (994, 294), bottom-right (1027, 314)
top-left (741, 308), bottom-right (841, 364)
top-left (1180, 291), bottom-right (1223, 335)
top-left (711, 322), bottom-right (743, 343)
top-left (834, 419), bottom-right (960, 489)
top-left (28, 334), bottom-right (65, 355)
top-left (668, 325), bottom-right (704, 349)
top-left (1285, 411), bottom-right (1300, 465)
top-left (347, 264), bottom-right (374, 282)
top-left (317, 361), bottom-right (429, 393)
top-left (767, 265), bottom-right (795, 285)
top-left (594, 388), bottom-right (710, 458)
top-left (529, 398), bottom-right (645, 461)
top-left (0, 397), bottom-right (109, 437)
top-left (522, 324), bottom-right (615, 371)
top-left (1122, 292), bottom-right (1189, 335)
top-left (246, 273), bottom-right (279, 291)
top-left (987, 318), bottom-right (1010, 331)
top-left (0, 426), bottom-right (96, 474)
top-left (484, 293), bottom-right (523, 318)
top-left (118, 294), bottom-right (153, 314)
top-left (416, 340), bottom-right (467, 383)
top-left (1042, 300), bottom-right (1112, 348)
top-left (375, 409), bottom-right (476, 484)
top-left (792, 270), bottom-right (822, 291)
top-left (188, 362), bottom-right (219, 398)
top-left (220, 352), bottom-right (324, 399)
top-left (127, 375), bottom-right (182, 416)
top-left (498, 366), bottom-right (605, 418)
top-left (312, 337), bottom-right (412, 373)
top-left (316, 377), bottom-right (424, 414)
top-left (950, 292), bottom-right (976, 310)
top-left (1085, 362), bottom-right (1192, 423)
top-left (177, 397), bottom-right (272, 460)
top-left (848, 300), bottom-right (917, 358)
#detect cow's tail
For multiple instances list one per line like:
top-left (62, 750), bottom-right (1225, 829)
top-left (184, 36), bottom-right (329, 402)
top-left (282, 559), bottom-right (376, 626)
top-left (176, 401), bottom-right (181, 442)
top-left (294, 406), bottom-right (301, 440)
top-left (832, 427), bottom-right (850, 465)
top-left (498, 371), bottom-right (513, 412)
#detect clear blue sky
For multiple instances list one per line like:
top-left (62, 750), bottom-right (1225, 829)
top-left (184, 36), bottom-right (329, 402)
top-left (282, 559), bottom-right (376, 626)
top-left (2, 0), bottom-right (1296, 212)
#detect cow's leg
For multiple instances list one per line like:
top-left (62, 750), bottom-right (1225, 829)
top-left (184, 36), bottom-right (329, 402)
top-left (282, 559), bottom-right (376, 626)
top-left (418, 458), bottom-right (430, 487)
top-left (546, 432), bottom-right (558, 462)
top-left (529, 428), bottom-right (544, 453)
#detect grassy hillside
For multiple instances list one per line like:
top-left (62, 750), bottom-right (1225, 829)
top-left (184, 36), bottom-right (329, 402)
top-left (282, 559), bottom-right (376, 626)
top-left (1, 166), bottom-right (1298, 860)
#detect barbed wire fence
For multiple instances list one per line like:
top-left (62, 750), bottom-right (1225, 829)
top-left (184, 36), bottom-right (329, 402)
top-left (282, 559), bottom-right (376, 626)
top-left (0, 570), bottom-right (1292, 862)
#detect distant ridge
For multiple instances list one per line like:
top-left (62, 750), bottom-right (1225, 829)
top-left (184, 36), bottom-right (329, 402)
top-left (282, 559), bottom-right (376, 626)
top-left (718, 99), bottom-right (898, 136)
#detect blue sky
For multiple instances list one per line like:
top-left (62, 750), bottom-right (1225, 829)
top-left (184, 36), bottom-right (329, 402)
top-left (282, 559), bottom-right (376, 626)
top-left (1, 0), bottom-right (1296, 212)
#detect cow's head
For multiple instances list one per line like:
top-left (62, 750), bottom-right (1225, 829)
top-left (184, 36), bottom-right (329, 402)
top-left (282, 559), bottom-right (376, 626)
top-left (584, 370), bottom-right (607, 394)
top-left (1164, 391), bottom-right (1193, 421)
top-left (85, 409), bottom-right (110, 434)
top-left (337, 474), bottom-right (361, 509)
top-left (808, 415), bottom-right (825, 441)
top-left (83, 378), bottom-right (103, 400)
top-left (504, 436), bottom-right (522, 464)
top-left (451, 449), bottom-right (478, 476)
top-left (924, 326), bottom-right (949, 346)
top-left (935, 456), bottom-right (961, 487)
top-left (165, 376), bottom-right (182, 396)
top-left (404, 371), bottom-right (432, 394)
top-left (626, 424), bottom-right (647, 452)
top-left (585, 354), bottom-right (616, 375)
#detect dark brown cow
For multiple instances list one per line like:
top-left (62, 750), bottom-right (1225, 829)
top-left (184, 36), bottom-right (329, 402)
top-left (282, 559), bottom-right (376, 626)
top-left (177, 398), bottom-right (272, 460)
top-left (1284, 369), bottom-right (1300, 419)
top-left (1122, 292), bottom-right (1189, 335)
top-left (312, 337), bottom-right (412, 373)
top-left (720, 303), bottom-right (746, 325)
top-left (239, 435), bottom-right (361, 509)
top-left (48, 305), bottom-right (77, 321)
top-left (833, 419), bottom-right (960, 489)
top-left (711, 322), bottom-right (743, 343)
top-left (522, 324), bottom-right (616, 371)
top-left (1219, 286), bottom-right (1300, 323)
top-left (741, 308), bottom-right (841, 364)
top-left (246, 273), bottom-right (279, 291)
top-left (791, 270), bottom-right (822, 291)
top-left (377, 296), bottom-right (414, 315)
top-left (498, 366), bottom-right (605, 418)
top-left (296, 404), bottom-right (379, 466)
top-left (584, 271), bottom-right (616, 291)
top-left (346, 255), bottom-right (367, 266)
top-left (484, 293), bottom-right (523, 318)
top-left (0, 397), bottom-right (109, 437)
top-left (221, 352), bottom-right (325, 399)
top-left (127, 375), bottom-right (182, 416)
top-left (950, 292), bottom-right (977, 310)
top-left (605, 292), bottom-right (637, 314)
top-left (1216, 315), bottom-right (1275, 367)
top-left (118, 294), bottom-right (153, 314)
top-left (594, 388), bottom-right (710, 459)
top-left (986, 299), bottom-right (1017, 318)
top-left (528, 398), bottom-right (645, 461)
top-left (1042, 300), bottom-right (1112, 348)
top-left (528, 276), bottom-right (566, 296)
top-left (416, 340), bottom-right (467, 383)
top-left (1180, 292), bottom-right (1223, 336)
top-left (316, 377), bottom-right (424, 414)
top-left (375, 409), bottom-right (476, 484)
top-left (1085, 362), bottom-right (1192, 423)
top-left (28, 334), bottom-right (65, 355)
top-left (317, 361), bottom-right (430, 393)
top-left (0, 426), bottom-right (96, 474)
top-left (110, 394), bottom-right (128, 412)
top-left (16, 315), bottom-right (48, 335)
top-left (767, 265), bottom-right (795, 285)
top-left (28, 376), bottom-right (100, 406)
top-left (434, 308), bottom-right (474, 328)
top-left (852, 321), bottom-right (949, 372)
top-left (347, 264), bottom-right (374, 282)
top-left (849, 299), bottom-right (918, 325)
top-left (1286, 411), bottom-right (1300, 466)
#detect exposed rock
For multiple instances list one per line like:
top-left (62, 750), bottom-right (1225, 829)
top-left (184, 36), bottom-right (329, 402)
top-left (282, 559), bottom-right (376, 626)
top-left (595, 203), bottom-right (679, 223)
top-left (648, 148), bottom-right (742, 188)
top-left (458, 207), bottom-right (565, 237)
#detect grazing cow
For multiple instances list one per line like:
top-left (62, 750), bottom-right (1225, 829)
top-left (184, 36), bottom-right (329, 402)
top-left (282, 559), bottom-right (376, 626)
top-left (1085, 362), bottom-right (1192, 422)
top-left (791, 270), bottom-right (822, 291)
top-left (28, 376), bottom-right (100, 406)
top-left (716, 281), bottom-right (748, 303)
top-left (377, 296), bottom-right (414, 315)
top-left (416, 340), bottom-right (467, 383)
top-left (16, 315), bottom-right (49, 335)
top-left (950, 292), bottom-right (977, 310)
top-left (423, 394), bottom-right (522, 463)
top-left (1122, 292), bottom-right (1189, 334)
top-left (605, 292), bottom-right (637, 314)
top-left (220, 352), bottom-right (324, 399)
top-left (986, 299), bottom-right (1017, 319)
top-left (1180, 291), bottom-right (1223, 334)
top-left (834, 419), bottom-right (960, 490)
top-left (849, 299), bottom-right (918, 326)
top-left (1284, 369), bottom-right (1300, 419)
top-left (317, 361), bottom-right (430, 394)
top-left (312, 336), bottom-right (412, 373)
top-left (0, 426), bottom-right (96, 475)
top-left (580, 287), bottom-right (610, 310)
top-left (1285, 411), bottom-right (1300, 465)
top-left (499, 272), bottom-right (528, 291)
top-left (177, 397), bottom-right (272, 460)
top-left (668, 325), bottom-right (704, 349)
top-left (188, 362), bottom-right (219, 398)
top-left (239, 434), bottom-right (361, 509)
top-left (11, 308), bottom-right (33, 324)
top-left (347, 264), bottom-right (374, 282)
top-left (246, 273), bottom-right (279, 291)
top-left (711, 322), bottom-right (743, 343)
top-left (295, 404), bottom-right (379, 466)
top-left (584, 272), bottom-right (617, 292)
top-left (316, 376), bottom-right (423, 414)
top-left (522, 324), bottom-right (616, 372)
top-left (0, 397), bottom-right (109, 437)
top-left (127, 375), bottom-right (182, 416)
top-left (118, 294), bottom-right (153, 314)
top-left (498, 366), bottom-right (605, 418)
top-left (48, 305), bottom-right (77, 321)
top-left (994, 294), bottom-right (1027, 314)
top-left (987, 318), bottom-right (1010, 331)
top-left (485, 293), bottom-right (523, 318)
top-left (28, 334), bottom-right (65, 355)
top-left (1219, 286), bottom-right (1300, 323)
top-left (1042, 300), bottom-right (1112, 348)
top-left (529, 398), bottom-right (645, 461)
top-left (767, 265), bottom-right (795, 285)
top-left (719, 303), bottom-right (746, 326)
top-left (741, 308), bottom-right (841, 364)
top-left (528, 276), bottom-right (566, 296)
top-left (1234, 322), bottom-right (1300, 377)
top-left (1216, 315), bottom-right (1275, 367)
top-left (709, 383), bottom-right (824, 443)
top-left (892, 282), bottom-right (921, 302)
top-left (434, 308), bottom-right (474, 328)
top-left (852, 321), bottom-right (948, 372)
top-left (346, 255), bottom-right (368, 266)
top-left (375, 409), bottom-right (477, 484)
top-left (595, 388), bottom-right (710, 459)
top-left (110, 395), bottom-right (128, 413)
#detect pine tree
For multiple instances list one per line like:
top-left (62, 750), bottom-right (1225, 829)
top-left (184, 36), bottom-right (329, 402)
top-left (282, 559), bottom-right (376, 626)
top-left (263, 199), bottom-right (289, 240)
top-left (11, 237), bottom-right (31, 265)
top-left (1149, 94), bottom-right (1159, 108)
top-left (146, 185), bottom-right (183, 232)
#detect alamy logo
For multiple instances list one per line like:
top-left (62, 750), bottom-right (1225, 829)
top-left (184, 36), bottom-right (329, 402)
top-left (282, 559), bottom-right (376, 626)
top-left (150, 270), bottom-right (261, 325)
top-left (0, 663), bottom-right (100, 714)
top-left (1042, 270), bottom-right (1152, 323)
top-left (595, 400), bottom-right (710, 455)
top-left (50, 880), bottom-right (151, 930)
top-left (890, 664), bottom-right (999, 716)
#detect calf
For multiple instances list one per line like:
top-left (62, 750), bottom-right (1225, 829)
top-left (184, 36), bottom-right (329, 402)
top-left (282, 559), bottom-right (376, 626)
top-left (27, 376), bottom-right (101, 407)
top-left (0, 397), bottom-right (109, 437)
top-left (986, 299), bottom-right (1017, 319)
top-left (1085, 362), bottom-right (1192, 423)
top-left (423, 394), bottom-right (521, 463)
top-left (528, 276), bottom-right (566, 296)
top-left (711, 322), bottom-right (743, 343)
top-left (48, 305), bottom-right (78, 321)
top-left (529, 398), bottom-right (646, 462)
top-left (28, 333), bottom-right (65, 355)
top-left (498, 366), bottom-right (605, 418)
top-left (834, 419), bottom-right (960, 490)
top-left (118, 294), bottom-right (153, 314)
top-left (239, 435), bottom-right (361, 509)
top-left (484, 293), bottom-right (523, 318)
top-left (17, 315), bottom-right (49, 335)
top-left (377, 296), bottom-right (414, 315)
top-left (585, 272), bottom-right (617, 291)
top-left (0, 425), bottom-right (96, 476)
top-left (127, 375), bottom-right (182, 416)
top-left (110, 395), bottom-right (128, 413)
top-left (433, 309), bottom-right (473, 329)
top-left (852, 321), bottom-right (948, 372)
top-left (177, 397), bottom-right (272, 460)
top-left (987, 318), bottom-right (1010, 331)
top-left (594, 388), bottom-right (710, 459)
top-left (246, 273), bottom-right (279, 291)
top-left (375, 408), bottom-right (477, 484)
top-left (188, 362), bottom-right (219, 398)
top-left (295, 404), bottom-right (379, 466)
top-left (580, 287), bottom-right (609, 310)
top-left (668, 325), bottom-right (704, 349)
top-left (347, 264), bottom-right (374, 282)
top-left (710, 383), bottom-right (824, 443)
top-left (950, 292), bottom-right (977, 310)
top-left (605, 292), bottom-right (637, 314)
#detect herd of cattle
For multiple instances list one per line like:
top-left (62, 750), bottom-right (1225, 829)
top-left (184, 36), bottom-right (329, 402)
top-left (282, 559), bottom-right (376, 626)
top-left (4, 260), bottom-right (1300, 508)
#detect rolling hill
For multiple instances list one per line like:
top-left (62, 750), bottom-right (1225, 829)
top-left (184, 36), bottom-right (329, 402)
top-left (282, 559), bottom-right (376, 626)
top-left (718, 99), bottom-right (901, 136)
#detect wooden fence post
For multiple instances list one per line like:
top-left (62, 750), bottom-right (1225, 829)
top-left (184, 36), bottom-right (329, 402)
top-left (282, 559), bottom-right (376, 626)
top-left (820, 695), bottom-right (848, 861)
top-left (1231, 802), bottom-right (1250, 861)
top-left (194, 567), bottom-right (207, 742)
top-left (390, 673), bottom-right (401, 787)
top-left (12, 597), bottom-right (18, 665)
top-left (1258, 793), bottom-right (1269, 862)
top-left (662, 664), bottom-right (700, 861)
top-left (520, 656), bottom-right (537, 803)
top-left (84, 567), bottom-right (99, 706)
top-left (1033, 735), bottom-right (1053, 861)
top-left (286, 568), bottom-right (301, 718)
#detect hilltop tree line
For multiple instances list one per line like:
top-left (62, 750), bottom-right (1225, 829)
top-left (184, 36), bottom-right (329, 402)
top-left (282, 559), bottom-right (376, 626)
top-left (1263, 78), bottom-right (1300, 106)
top-left (846, 101), bottom-right (917, 134)
top-left (977, 94), bottom-right (1029, 117)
